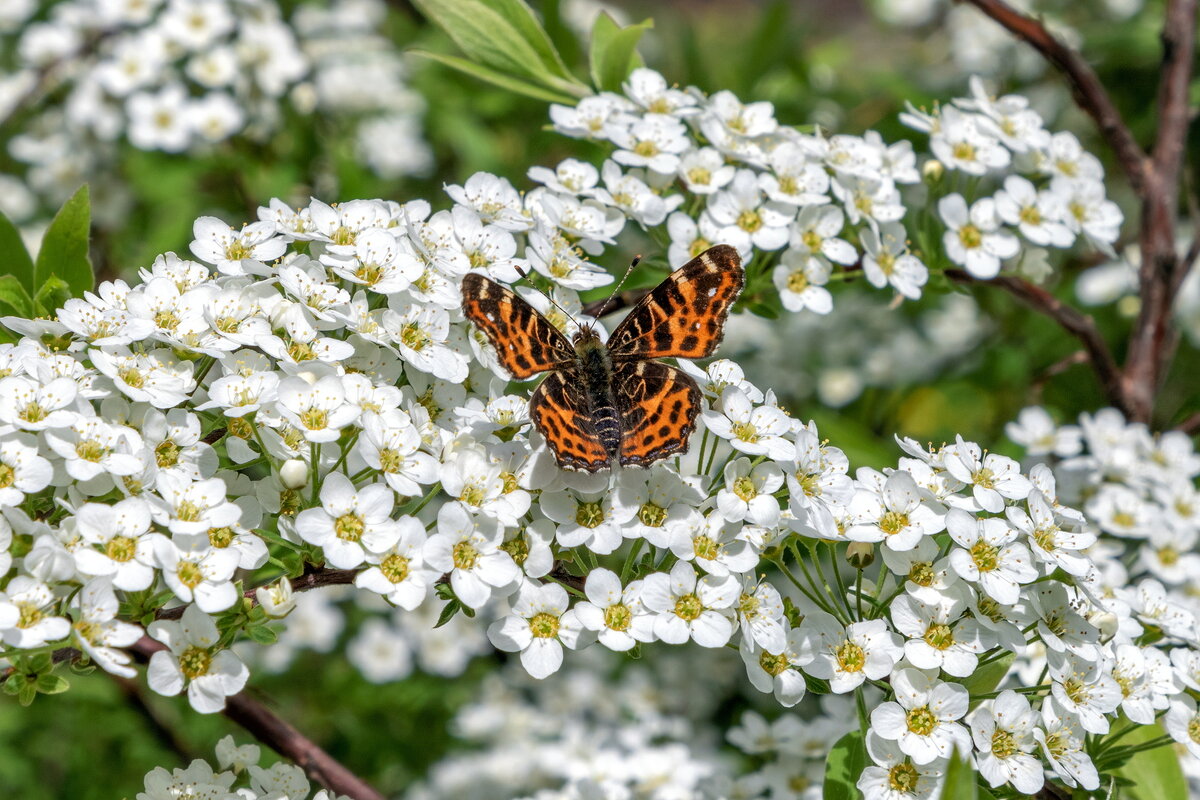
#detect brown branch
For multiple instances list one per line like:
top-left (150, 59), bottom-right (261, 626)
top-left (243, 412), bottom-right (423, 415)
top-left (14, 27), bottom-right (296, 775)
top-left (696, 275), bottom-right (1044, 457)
top-left (956, 0), bottom-right (1150, 195)
top-left (129, 636), bottom-right (385, 800)
top-left (156, 567), bottom-right (359, 621)
top-left (1177, 410), bottom-right (1200, 435)
top-left (947, 270), bottom-right (1130, 415)
top-left (1152, 0), bottom-right (1198, 194)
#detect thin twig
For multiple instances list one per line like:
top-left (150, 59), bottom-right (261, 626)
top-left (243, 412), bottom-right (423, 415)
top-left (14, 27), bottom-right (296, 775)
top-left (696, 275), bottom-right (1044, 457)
top-left (155, 567), bottom-right (359, 621)
top-left (957, 0), bottom-right (1149, 194)
top-left (129, 637), bottom-right (386, 800)
top-left (946, 270), bottom-right (1129, 415)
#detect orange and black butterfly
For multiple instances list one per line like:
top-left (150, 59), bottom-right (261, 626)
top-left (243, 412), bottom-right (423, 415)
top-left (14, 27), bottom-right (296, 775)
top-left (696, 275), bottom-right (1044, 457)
top-left (460, 244), bottom-right (744, 472)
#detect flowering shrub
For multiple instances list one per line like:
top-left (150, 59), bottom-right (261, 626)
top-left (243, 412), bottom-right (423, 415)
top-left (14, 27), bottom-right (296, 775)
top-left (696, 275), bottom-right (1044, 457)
top-left (2, 1), bottom-right (1198, 798)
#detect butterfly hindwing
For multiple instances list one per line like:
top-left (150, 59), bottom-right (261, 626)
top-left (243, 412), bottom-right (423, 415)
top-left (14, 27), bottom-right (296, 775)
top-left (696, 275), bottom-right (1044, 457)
top-left (461, 273), bottom-right (575, 380)
top-left (529, 369), bottom-right (611, 471)
top-left (606, 244), bottom-right (744, 362)
top-left (615, 361), bottom-right (701, 468)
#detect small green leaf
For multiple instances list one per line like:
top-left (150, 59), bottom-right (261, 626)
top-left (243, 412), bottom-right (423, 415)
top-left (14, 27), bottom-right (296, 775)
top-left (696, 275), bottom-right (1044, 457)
top-left (962, 652), bottom-right (1015, 702)
top-left (245, 624), bottom-right (278, 645)
top-left (1114, 723), bottom-right (1186, 800)
top-left (589, 13), bottom-right (653, 92)
top-left (410, 50), bottom-right (580, 105)
top-left (0, 209), bottom-right (35, 295)
top-left (487, 0), bottom-right (575, 81)
top-left (35, 185), bottom-right (93, 299)
top-left (0, 276), bottom-right (32, 317)
top-left (33, 275), bottom-right (71, 317)
top-left (940, 750), bottom-right (978, 800)
top-left (435, 599), bottom-right (462, 628)
top-left (412, 0), bottom-right (587, 97)
top-left (35, 673), bottom-right (69, 695)
top-left (822, 729), bottom-right (866, 800)
top-left (17, 682), bottom-right (37, 706)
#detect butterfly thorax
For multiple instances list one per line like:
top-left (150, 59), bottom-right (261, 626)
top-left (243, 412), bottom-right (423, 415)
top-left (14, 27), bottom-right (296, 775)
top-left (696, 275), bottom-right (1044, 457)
top-left (572, 327), bottom-right (622, 458)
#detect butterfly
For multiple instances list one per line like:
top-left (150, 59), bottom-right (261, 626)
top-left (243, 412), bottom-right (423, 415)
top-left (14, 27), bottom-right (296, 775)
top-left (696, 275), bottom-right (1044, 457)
top-left (461, 244), bottom-right (744, 472)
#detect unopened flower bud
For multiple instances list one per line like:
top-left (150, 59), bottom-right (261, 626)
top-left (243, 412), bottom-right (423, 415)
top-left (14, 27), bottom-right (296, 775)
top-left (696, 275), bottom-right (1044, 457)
top-left (846, 541), bottom-right (875, 569)
top-left (1093, 611), bottom-right (1119, 638)
top-left (256, 577), bottom-right (295, 619)
top-left (280, 459), bottom-right (308, 489)
top-left (922, 159), bottom-right (945, 183)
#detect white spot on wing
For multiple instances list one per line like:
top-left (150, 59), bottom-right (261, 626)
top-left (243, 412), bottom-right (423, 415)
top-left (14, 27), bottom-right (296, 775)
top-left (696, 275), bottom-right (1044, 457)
top-left (706, 287), bottom-right (716, 298)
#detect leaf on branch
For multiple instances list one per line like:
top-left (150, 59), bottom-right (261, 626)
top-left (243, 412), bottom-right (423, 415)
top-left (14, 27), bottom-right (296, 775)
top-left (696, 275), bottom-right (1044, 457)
top-left (822, 729), bottom-right (866, 800)
top-left (589, 12), bottom-right (653, 93)
top-left (35, 185), bottom-right (94, 303)
top-left (0, 209), bottom-right (35, 297)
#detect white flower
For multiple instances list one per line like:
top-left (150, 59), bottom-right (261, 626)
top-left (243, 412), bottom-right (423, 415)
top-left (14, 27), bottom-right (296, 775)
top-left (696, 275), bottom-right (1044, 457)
top-left (0, 433), bottom-right (52, 504)
top-left (969, 690), bottom-right (1043, 795)
top-left (0, 576), bottom-right (70, 648)
top-left (707, 170), bottom-right (795, 251)
top-left (858, 733), bottom-right (944, 800)
top-left (255, 577), bottom-right (295, 618)
top-left (444, 172), bottom-right (530, 231)
top-left (733, 576), bottom-right (787, 654)
top-left (869, 668), bottom-right (970, 765)
top-left (295, 473), bottom-right (399, 569)
top-left (1165, 696), bottom-right (1200, 758)
top-left (994, 175), bottom-right (1074, 248)
top-left (609, 113), bottom-right (690, 174)
top-left (147, 604), bottom-right (249, 713)
top-left (540, 487), bottom-right (633, 556)
top-left (487, 581), bottom-right (587, 679)
top-left (1053, 177), bottom-right (1123, 252)
top-left (716, 458), bottom-right (784, 526)
top-left (939, 194), bottom-right (1019, 279)
top-left (848, 470), bottom-right (945, 551)
top-left (137, 761), bottom-right (236, 800)
top-left (942, 436), bottom-right (1030, 512)
top-left (276, 375), bottom-right (360, 443)
top-left (797, 612), bottom-right (903, 693)
top-left (772, 250), bottom-right (833, 314)
top-left (945, 509), bottom-right (1037, 604)
top-left (1034, 699), bottom-right (1099, 790)
top-left (613, 466), bottom-right (702, 548)
top-left (790, 205), bottom-right (857, 265)
top-left (739, 627), bottom-right (807, 707)
top-left (355, 413), bottom-right (439, 497)
top-left (1007, 490), bottom-right (1095, 576)
top-left (0, 375), bottom-right (78, 431)
top-left (424, 503), bottom-right (519, 610)
top-left (861, 223), bottom-right (928, 300)
top-left (677, 147), bottom-right (736, 195)
top-left (891, 588), bottom-right (990, 677)
top-left (354, 516), bottom-right (434, 610)
top-left (703, 386), bottom-right (795, 460)
top-left (1048, 654), bottom-right (1122, 734)
top-left (128, 84), bottom-right (191, 152)
top-left (929, 106), bottom-right (1010, 175)
top-left (640, 561), bottom-right (739, 647)
top-left (73, 497), bottom-right (158, 590)
top-left (190, 215), bottom-right (288, 276)
top-left (1005, 406), bottom-right (1082, 457)
top-left (152, 534), bottom-right (239, 613)
top-left (669, 513), bottom-right (758, 577)
top-left (573, 568), bottom-right (655, 651)
top-left (71, 578), bottom-right (143, 678)
top-left (322, 228), bottom-right (421, 294)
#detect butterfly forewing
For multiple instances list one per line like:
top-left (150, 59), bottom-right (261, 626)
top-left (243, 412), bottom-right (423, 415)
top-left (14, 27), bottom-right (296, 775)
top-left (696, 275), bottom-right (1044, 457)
top-left (606, 244), bottom-right (744, 362)
top-left (529, 370), bottom-right (611, 471)
top-left (615, 361), bottom-right (702, 467)
top-left (461, 273), bottom-right (575, 380)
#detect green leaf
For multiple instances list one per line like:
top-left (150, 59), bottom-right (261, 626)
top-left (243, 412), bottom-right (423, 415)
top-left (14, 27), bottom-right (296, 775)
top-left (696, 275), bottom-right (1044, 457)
top-left (940, 749), bottom-right (978, 800)
top-left (486, 0), bottom-right (575, 81)
top-left (435, 598), bottom-right (462, 628)
top-left (822, 730), bottom-right (866, 800)
top-left (410, 50), bottom-right (579, 105)
top-left (588, 13), bottom-right (653, 92)
top-left (35, 185), bottom-right (93, 299)
top-left (1114, 723), bottom-right (1186, 800)
top-left (245, 624), bottom-right (278, 645)
top-left (33, 275), bottom-right (71, 317)
top-left (35, 673), bottom-right (69, 695)
top-left (0, 209), bottom-right (35, 296)
top-left (412, 0), bottom-right (587, 97)
top-left (0, 275), bottom-right (32, 317)
top-left (962, 652), bottom-right (1015, 702)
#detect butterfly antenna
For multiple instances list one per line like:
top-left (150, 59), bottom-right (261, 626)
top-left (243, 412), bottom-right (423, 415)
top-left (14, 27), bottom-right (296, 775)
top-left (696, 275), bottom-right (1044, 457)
top-left (592, 254), bottom-right (642, 320)
top-left (513, 266), bottom-right (581, 328)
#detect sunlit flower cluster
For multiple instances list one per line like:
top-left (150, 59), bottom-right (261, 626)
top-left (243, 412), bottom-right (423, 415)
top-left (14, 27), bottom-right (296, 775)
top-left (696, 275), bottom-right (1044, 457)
top-left (0, 74), bottom-right (1185, 800)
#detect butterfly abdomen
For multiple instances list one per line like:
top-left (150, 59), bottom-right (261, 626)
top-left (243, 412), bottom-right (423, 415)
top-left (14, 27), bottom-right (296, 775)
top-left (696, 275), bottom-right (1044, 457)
top-left (575, 334), bottom-right (621, 459)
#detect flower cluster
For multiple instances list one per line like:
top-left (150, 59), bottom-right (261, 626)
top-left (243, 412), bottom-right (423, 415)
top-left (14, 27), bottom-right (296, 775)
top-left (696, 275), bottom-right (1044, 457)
top-left (136, 735), bottom-right (344, 800)
top-left (0, 73), bottom-right (1186, 800)
top-left (0, 0), bottom-right (429, 220)
top-left (544, 67), bottom-right (1118, 315)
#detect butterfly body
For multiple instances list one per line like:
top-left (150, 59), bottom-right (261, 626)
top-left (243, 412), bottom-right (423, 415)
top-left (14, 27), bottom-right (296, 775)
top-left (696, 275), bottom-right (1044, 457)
top-left (461, 245), bottom-right (744, 472)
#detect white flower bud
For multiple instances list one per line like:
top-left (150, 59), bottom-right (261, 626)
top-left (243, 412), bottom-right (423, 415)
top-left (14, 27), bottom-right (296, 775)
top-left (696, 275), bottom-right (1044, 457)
top-left (1093, 611), bottom-right (1119, 638)
top-left (280, 459), bottom-right (308, 489)
top-left (256, 577), bottom-right (296, 619)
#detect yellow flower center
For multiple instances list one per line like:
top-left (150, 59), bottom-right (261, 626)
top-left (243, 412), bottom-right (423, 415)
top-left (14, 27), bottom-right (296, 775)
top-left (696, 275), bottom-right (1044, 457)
top-left (178, 645), bottom-right (212, 679)
top-left (334, 513), bottom-right (364, 542)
